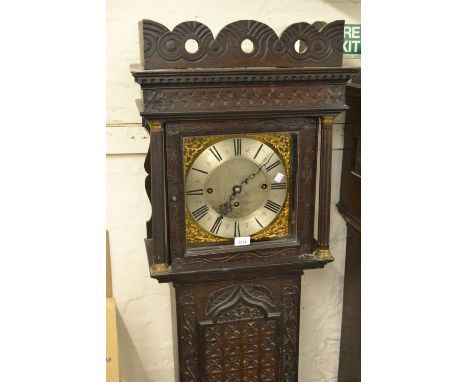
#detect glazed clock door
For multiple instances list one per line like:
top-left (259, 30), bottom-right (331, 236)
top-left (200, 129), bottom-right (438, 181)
top-left (164, 117), bottom-right (318, 264)
top-left (182, 129), bottom-right (297, 252)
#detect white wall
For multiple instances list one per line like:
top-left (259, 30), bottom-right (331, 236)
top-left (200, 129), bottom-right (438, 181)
top-left (107, 1), bottom-right (360, 381)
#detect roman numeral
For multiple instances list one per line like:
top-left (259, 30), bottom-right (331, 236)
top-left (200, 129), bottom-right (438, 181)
top-left (192, 205), bottom-right (209, 221)
top-left (265, 160), bottom-right (280, 172)
top-left (255, 217), bottom-right (264, 228)
top-left (264, 200), bottom-right (282, 214)
top-left (254, 144), bottom-right (263, 159)
top-left (270, 183), bottom-right (286, 190)
top-left (192, 167), bottom-right (208, 174)
top-left (234, 221), bottom-right (240, 237)
top-left (210, 216), bottom-right (223, 234)
top-left (233, 139), bottom-right (242, 156)
top-left (209, 145), bottom-right (222, 161)
top-left (186, 189), bottom-right (204, 196)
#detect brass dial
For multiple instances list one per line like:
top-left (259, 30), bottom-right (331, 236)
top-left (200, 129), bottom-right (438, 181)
top-left (185, 137), bottom-right (288, 239)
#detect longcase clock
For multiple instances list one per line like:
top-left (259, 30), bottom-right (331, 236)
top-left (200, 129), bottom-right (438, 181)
top-left (131, 19), bottom-right (358, 382)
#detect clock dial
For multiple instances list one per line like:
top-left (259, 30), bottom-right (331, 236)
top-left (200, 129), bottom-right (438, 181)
top-left (185, 137), bottom-right (288, 239)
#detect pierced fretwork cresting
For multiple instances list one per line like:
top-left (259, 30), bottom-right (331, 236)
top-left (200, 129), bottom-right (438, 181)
top-left (141, 20), bottom-right (344, 69)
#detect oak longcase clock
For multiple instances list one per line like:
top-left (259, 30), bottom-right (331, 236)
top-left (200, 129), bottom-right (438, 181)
top-left (132, 19), bottom-right (358, 382)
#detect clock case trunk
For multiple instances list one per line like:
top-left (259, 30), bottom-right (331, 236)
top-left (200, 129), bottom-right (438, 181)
top-left (132, 19), bottom-right (358, 382)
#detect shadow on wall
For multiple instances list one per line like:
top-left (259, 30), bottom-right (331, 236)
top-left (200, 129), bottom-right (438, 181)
top-left (116, 309), bottom-right (152, 382)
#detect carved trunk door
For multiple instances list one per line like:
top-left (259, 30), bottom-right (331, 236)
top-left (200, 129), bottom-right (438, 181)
top-left (175, 276), bottom-right (301, 382)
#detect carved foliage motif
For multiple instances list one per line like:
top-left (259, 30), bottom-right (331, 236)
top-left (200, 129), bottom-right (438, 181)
top-left (142, 20), bottom-right (344, 68)
top-left (143, 86), bottom-right (345, 114)
top-left (177, 289), bottom-right (199, 382)
top-left (281, 279), bottom-right (300, 382)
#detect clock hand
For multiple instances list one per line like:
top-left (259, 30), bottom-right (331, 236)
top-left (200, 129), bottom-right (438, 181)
top-left (240, 152), bottom-right (274, 187)
top-left (217, 152), bottom-right (275, 217)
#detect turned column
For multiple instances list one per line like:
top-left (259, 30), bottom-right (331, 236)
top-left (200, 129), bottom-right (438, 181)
top-left (145, 120), bottom-right (169, 274)
top-left (314, 115), bottom-right (335, 261)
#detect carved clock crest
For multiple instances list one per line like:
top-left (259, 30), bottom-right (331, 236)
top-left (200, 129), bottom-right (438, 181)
top-left (132, 19), bottom-right (358, 381)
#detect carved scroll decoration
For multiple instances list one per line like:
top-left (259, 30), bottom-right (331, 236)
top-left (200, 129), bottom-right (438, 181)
top-left (141, 20), bottom-right (344, 68)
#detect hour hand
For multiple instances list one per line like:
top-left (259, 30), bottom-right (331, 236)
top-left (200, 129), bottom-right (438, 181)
top-left (218, 185), bottom-right (242, 216)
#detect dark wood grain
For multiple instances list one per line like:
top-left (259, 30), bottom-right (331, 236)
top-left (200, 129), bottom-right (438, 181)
top-left (337, 223), bottom-right (361, 382)
top-left (149, 123), bottom-right (169, 266)
top-left (141, 20), bottom-right (344, 69)
top-left (317, 116), bottom-right (334, 249)
top-left (337, 81), bottom-right (361, 230)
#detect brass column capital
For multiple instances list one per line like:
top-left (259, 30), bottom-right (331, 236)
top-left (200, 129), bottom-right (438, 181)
top-left (320, 115), bottom-right (334, 125)
top-left (147, 120), bottom-right (163, 131)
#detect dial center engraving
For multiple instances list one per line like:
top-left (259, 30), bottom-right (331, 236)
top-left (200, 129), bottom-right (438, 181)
top-left (205, 157), bottom-right (269, 220)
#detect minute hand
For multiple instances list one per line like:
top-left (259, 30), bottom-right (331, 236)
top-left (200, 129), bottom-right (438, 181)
top-left (239, 152), bottom-right (274, 187)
